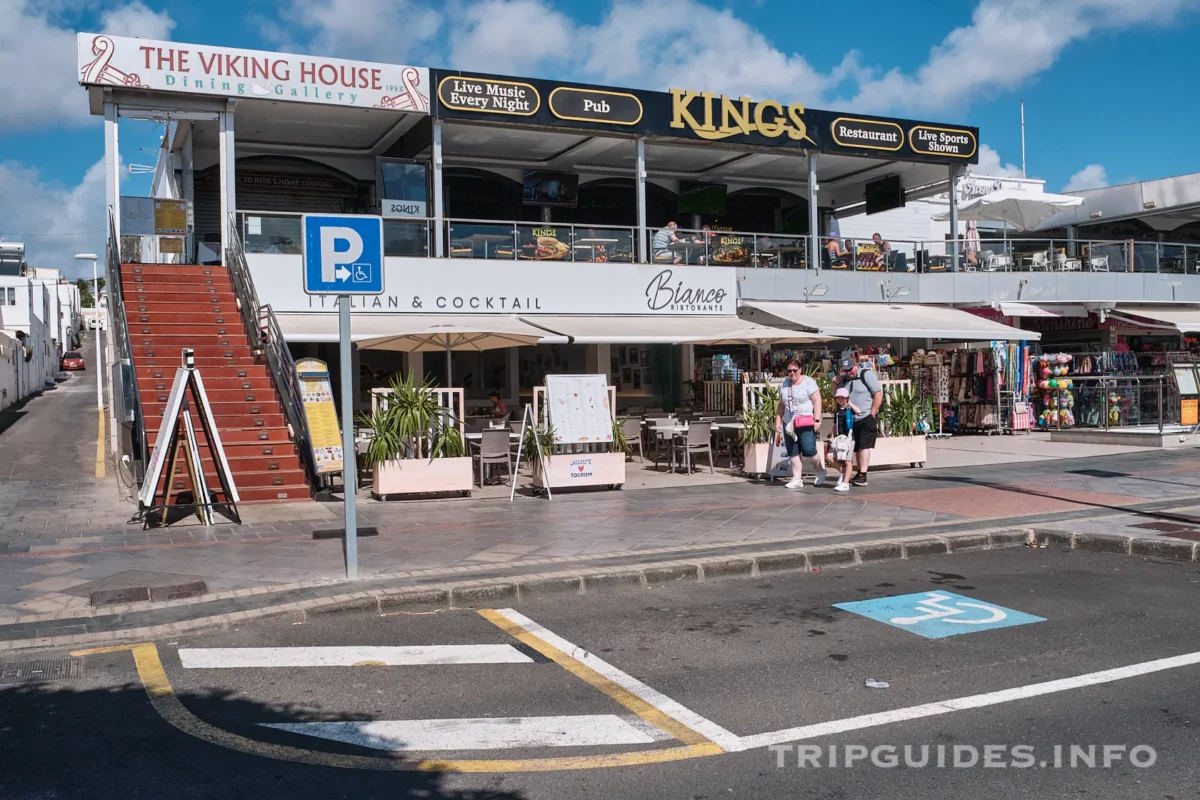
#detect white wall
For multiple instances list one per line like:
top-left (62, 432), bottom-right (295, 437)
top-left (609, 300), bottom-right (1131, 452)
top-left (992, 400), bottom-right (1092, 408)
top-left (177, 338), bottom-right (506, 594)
top-left (0, 277), bottom-right (55, 397)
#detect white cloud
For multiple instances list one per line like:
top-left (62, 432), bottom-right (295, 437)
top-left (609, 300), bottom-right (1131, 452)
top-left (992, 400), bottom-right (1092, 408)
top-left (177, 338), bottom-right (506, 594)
top-left (447, 0), bottom-right (574, 75)
top-left (0, 158), bottom-right (109, 278)
top-left (972, 144), bottom-right (1024, 178)
top-left (1062, 163), bottom-right (1109, 192)
top-left (844, 0), bottom-right (1200, 114)
top-left (266, 0), bottom-right (442, 63)
top-left (0, 0), bottom-right (176, 130)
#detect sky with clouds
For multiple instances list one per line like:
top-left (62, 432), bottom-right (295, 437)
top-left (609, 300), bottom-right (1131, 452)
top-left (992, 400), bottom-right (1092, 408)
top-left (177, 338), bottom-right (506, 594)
top-left (2, 0), bottom-right (1199, 276)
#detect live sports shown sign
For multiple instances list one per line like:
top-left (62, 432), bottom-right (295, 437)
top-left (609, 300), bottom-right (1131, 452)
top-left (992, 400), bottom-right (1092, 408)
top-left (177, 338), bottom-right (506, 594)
top-left (78, 33), bottom-right (430, 112)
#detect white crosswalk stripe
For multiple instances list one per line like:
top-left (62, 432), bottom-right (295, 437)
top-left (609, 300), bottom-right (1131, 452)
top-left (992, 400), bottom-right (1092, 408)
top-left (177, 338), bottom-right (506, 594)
top-left (262, 715), bottom-right (664, 751)
top-left (178, 645), bottom-right (532, 668)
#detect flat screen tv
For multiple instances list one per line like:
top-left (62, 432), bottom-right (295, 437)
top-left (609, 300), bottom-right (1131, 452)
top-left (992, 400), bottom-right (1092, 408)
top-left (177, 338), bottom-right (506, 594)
top-left (522, 171), bottom-right (580, 207)
top-left (864, 175), bottom-right (905, 215)
top-left (678, 181), bottom-right (727, 215)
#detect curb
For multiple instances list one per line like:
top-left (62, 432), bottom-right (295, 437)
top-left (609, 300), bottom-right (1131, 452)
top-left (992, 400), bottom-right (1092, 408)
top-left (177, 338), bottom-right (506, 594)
top-left (1031, 527), bottom-right (1200, 562)
top-left (0, 527), bottom-right (1034, 653)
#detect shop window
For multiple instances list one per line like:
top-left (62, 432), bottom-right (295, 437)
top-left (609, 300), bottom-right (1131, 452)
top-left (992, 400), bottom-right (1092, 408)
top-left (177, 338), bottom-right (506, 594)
top-left (443, 168), bottom-right (523, 221)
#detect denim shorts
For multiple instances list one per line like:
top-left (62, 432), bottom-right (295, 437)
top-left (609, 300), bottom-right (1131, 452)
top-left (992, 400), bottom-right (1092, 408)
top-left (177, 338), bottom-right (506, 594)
top-left (784, 426), bottom-right (817, 458)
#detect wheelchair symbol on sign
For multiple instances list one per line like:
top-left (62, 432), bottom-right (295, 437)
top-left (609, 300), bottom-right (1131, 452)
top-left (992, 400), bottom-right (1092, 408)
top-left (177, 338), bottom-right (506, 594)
top-left (352, 263), bottom-right (372, 283)
top-left (889, 592), bottom-right (1006, 626)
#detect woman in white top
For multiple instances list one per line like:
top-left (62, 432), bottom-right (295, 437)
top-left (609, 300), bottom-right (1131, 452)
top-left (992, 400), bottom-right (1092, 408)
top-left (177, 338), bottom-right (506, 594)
top-left (774, 359), bottom-right (826, 489)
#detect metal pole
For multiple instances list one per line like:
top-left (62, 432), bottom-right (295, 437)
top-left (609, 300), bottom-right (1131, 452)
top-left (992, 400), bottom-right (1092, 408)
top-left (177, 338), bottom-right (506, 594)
top-left (1158, 379), bottom-right (1164, 435)
top-left (949, 165), bottom-right (960, 273)
top-left (1020, 99), bottom-right (1027, 179)
top-left (635, 138), bottom-right (647, 262)
top-left (808, 153), bottom-right (820, 273)
top-left (339, 297), bottom-right (358, 580)
top-left (432, 119), bottom-right (445, 259)
top-left (93, 258), bottom-right (104, 412)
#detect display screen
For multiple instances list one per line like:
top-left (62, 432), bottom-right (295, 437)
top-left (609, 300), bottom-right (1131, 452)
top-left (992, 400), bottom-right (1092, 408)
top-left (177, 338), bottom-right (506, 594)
top-left (522, 171), bottom-right (580, 207)
top-left (864, 175), bottom-right (905, 215)
top-left (678, 181), bottom-right (728, 215)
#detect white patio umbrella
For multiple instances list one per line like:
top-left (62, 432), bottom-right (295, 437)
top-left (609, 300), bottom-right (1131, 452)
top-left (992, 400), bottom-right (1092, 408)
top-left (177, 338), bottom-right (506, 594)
top-left (965, 220), bottom-right (981, 260)
top-left (934, 189), bottom-right (1084, 243)
top-left (680, 323), bottom-right (838, 347)
top-left (356, 316), bottom-right (546, 385)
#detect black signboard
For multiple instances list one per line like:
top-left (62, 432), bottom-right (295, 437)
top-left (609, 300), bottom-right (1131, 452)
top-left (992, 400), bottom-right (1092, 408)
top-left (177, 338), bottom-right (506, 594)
top-left (431, 69), bottom-right (979, 166)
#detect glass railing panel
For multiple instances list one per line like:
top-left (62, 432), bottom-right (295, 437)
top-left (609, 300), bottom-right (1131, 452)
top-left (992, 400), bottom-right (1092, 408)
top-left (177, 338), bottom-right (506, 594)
top-left (242, 213), bottom-right (302, 255)
top-left (383, 219), bottom-right (430, 257)
top-left (570, 226), bottom-right (635, 263)
top-left (447, 221), bottom-right (516, 259)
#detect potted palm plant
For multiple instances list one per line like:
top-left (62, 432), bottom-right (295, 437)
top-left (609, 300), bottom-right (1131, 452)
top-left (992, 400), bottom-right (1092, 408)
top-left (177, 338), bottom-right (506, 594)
top-left (871, 382), bottom-right (927, 468)
top-left (740, 384), bottom-right (779, 475)
top-left (357, 372), bottom-right (473, 497)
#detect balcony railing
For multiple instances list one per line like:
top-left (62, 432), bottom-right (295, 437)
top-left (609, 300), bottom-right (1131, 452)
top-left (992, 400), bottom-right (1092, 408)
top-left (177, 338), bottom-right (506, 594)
top-left (236, 211), bottom-right (1200, 275)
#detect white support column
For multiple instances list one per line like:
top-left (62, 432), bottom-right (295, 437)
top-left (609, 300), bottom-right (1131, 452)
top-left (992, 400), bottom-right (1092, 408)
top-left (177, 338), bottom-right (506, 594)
top-left (636, 137), bottom-right (648, 262)
top-left (408, 351), bottom-right (424, 383)
top-left (949, 165), bottom-right (960, 273)
top-left (432, 119), bottom-right (445, 258)
top-left (104, 98), bottom-right (120, 243)
top-left (219, 100), bottom-right (237, 260)
top-left (807, 153), bottom-right (820, 273)
top-left (682, 344), bottom-right (696, 383)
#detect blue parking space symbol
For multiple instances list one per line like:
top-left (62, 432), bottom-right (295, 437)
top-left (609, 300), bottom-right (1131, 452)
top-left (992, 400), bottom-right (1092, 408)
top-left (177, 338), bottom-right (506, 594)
top-left (833, 591), bottom-right (1045, 639)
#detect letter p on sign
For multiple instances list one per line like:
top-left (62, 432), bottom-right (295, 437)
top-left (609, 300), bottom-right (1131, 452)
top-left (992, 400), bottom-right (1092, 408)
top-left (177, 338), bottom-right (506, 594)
top-left (302, 214), bottom-right (385, 295)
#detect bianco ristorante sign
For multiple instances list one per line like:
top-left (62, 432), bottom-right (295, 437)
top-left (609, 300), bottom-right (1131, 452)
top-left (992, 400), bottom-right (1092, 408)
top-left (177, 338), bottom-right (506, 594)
top-left (247, 255), bottom-right (737, 316)
top-left (77, 33), bottom-right (430, 112)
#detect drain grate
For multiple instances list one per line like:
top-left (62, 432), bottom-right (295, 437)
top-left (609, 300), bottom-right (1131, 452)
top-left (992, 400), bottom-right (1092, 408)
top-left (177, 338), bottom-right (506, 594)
top-left (313, 527), bottom-right (379, 540)
top-left (0, 658), bottom-right (84, 685)
top-left (149, 581), bottom-right (208, 602)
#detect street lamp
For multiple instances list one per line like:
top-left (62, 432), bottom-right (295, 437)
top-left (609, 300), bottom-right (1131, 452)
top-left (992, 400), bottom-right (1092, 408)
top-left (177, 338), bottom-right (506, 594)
top-left (74, 253), bottom-right (102, 412)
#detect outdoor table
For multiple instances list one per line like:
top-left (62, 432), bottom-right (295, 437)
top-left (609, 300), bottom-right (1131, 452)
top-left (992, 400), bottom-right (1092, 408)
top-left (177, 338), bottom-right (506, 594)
top-left (464, 233), bottom-right (514, 258)
top-left (574, 237), bottom-right (619, 263)
top-left (463, 431), bottom-right (520, 442)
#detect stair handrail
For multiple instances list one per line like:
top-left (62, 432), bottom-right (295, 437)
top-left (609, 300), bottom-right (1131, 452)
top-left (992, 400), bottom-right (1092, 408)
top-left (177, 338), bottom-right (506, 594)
top-left (224, 216), bottom-right (320, 489)
top-left (106, 206), bottom-right (148, 483)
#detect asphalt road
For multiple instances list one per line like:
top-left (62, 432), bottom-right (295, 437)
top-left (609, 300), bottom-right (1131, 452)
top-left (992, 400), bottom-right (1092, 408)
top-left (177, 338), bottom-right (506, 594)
top-left (3, 546), bottom-right (1200, 799)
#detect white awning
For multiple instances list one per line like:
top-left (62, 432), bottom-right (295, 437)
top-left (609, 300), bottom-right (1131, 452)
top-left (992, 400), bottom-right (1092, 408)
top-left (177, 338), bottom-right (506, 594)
top-left (1109, 305), bottom-right (1200, 333)
top-left (740, 301), bottom-right (1039, 341)
top-left (998, 302), bottom-right (1088, 319)
top-left (519, 315), bottom-right (830, 345)
top-left (275, 313), bottom-right (544, 347)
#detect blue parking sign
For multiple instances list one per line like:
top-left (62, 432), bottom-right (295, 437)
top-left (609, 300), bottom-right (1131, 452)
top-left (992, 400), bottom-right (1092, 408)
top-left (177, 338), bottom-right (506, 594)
top-left (302, 214), bottom-right (385, 295)
top-left (833, 591), bottom-right (1045, 639)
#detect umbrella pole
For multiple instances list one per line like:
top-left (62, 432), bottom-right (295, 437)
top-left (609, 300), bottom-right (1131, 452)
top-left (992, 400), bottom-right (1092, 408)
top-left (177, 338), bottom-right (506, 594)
top-left (445, 338), bottom-right (452, 387)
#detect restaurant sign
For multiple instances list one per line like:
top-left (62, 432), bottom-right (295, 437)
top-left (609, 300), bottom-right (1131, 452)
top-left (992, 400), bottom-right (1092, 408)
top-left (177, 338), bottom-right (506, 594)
top-left (247, 255), bottom-right (738, 316)
top-left (78, 33), bottom-right (430, 112)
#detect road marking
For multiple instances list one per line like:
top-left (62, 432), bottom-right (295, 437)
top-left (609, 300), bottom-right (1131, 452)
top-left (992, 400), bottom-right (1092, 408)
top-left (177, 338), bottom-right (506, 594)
top-left (480, 608), bottom-right (742, 752)
top-left (833, 591), bottom-right (1045, 639)
top-left (95, 407), bottom-right (105, 478)
top-left (737, 649), bottom-right (1200, 751)
top-left (262, 715), bottom-right (663, 751)
top-left (179, 645), bottom-right (532, 668)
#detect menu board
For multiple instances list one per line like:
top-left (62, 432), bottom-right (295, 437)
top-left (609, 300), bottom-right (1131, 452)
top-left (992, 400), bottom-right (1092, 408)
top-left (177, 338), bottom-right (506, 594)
top-left (546, 374), bottom-right (613, 445)
top-left (296, 358), bottom-right (343, 474)
top-left (1173, 364), bottom-right (1199, 397)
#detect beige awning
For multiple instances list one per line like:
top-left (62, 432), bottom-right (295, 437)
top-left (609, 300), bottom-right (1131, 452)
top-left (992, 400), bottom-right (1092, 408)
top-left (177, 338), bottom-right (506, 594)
top-left (740, 301), bottom-right (1039, 341)
top-left (519, 315), bottom-right (830, 345)
top-left (1110, 305), bottom-right (1200, 333)
top-left (275, 313), bottom-right (545, 349)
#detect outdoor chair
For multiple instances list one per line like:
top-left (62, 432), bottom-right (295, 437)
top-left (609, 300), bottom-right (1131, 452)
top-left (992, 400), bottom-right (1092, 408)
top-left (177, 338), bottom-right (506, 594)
top-left (620, 417), bottom-right (644, 462)
top-left (1089, 255), bottom-right (1110, 272)
top-left (1029, 252), bottom-right (1050, 270)
top-left (472, 430), bottom-right (514, 487)
top-left (649, 418), bottom-right (679, 470)
top-left (1055, 252), bottom-right (1082, 271)
top-left (672, 421), bottom-right (714, 474)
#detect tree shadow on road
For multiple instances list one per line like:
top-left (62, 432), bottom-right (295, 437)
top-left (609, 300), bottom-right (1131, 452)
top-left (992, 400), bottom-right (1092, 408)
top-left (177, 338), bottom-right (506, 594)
top-left (0, 679), bottom-right (527, 800)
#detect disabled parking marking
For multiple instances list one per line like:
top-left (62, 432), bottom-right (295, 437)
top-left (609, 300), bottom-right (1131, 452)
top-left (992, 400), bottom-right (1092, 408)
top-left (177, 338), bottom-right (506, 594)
top-left (833, 591), bottom-right (1046, 639)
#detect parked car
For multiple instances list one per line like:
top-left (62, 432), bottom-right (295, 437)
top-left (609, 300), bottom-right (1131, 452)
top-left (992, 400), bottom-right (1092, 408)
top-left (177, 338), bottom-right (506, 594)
top-left (61, 351), bottom-right (86, 371)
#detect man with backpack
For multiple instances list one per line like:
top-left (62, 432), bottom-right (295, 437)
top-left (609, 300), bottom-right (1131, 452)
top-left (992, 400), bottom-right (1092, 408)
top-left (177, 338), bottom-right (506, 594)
top-left (836, 356), bottom-right (883, 487)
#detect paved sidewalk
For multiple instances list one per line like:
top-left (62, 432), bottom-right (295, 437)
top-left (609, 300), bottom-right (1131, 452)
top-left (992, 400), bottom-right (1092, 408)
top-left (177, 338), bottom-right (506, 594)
top-left (3, 445), bottom-right (1200, 622)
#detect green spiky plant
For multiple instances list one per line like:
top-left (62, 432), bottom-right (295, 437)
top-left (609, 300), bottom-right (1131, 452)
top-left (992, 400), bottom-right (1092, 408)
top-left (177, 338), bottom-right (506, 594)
top-left (881, 383), bottom-right (920, 437)
top-left (611, 416), bottom-right (631, 455)
top-left (357, 372), bottom-right (465, 465)
top-left (740, 384), bottom-right (780, 445)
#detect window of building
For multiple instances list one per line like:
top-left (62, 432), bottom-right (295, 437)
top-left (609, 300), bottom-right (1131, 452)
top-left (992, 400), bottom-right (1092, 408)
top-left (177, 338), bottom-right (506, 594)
top-left (1, 288), bottom-right (14, 305)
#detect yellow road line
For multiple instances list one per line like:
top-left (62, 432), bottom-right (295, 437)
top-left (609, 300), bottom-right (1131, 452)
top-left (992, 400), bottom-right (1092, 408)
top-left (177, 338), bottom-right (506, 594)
top-left (477, 608), bottom-right (719, 748)
top-left (95, 407), bottom-right (106, 478)
top-left (71, 643), bottom-right (721, 772)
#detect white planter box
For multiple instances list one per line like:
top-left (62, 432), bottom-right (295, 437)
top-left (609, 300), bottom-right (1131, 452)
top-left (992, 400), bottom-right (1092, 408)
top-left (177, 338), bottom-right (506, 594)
top-left (533, 452), bottom-right (626, 489)
top-left (372, 457), bottom-right (474, 496)
top-left (869, 435), bottom-right (927, 468)
top-left (742, 443), bottom-right (773, 475)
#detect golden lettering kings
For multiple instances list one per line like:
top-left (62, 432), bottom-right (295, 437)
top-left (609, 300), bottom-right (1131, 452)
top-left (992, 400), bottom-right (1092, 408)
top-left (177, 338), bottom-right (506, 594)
top-left (669, 89), bottom-right (814, 144)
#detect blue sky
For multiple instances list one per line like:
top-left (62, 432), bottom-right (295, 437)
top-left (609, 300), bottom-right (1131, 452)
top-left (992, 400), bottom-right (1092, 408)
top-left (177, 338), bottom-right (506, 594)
top-left (2, 0), bottom-right (1199, 276)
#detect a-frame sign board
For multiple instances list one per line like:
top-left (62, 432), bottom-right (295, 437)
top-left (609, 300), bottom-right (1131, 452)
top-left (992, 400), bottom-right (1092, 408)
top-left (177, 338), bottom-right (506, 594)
top-left (139, 349), bottom-right (240, 528)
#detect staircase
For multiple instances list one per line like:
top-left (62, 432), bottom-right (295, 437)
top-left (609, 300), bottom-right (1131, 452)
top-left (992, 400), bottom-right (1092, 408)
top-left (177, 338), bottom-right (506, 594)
top-left (120, 262), bottom-right (312, 503)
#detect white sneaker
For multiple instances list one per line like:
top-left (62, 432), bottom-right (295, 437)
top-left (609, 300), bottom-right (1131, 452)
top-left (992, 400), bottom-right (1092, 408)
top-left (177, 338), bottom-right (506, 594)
top-left (785, 478), bottom-right (804, 489)
top-left (813, 469), bottom-right (829, 487)
top-left (834, 482), bottom-right (850, 492)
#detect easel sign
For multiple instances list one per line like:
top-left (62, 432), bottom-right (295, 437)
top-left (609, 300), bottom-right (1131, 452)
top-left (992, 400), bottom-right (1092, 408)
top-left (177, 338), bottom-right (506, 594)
top-left (139, 349), bottom-right (240, 527)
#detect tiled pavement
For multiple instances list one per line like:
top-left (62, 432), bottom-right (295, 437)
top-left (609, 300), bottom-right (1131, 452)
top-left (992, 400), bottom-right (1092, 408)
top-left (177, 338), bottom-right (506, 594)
top-left (5, 347), bottom-right (1200, 623)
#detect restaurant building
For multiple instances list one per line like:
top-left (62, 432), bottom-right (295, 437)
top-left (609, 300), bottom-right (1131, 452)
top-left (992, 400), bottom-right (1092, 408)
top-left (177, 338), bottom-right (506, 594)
top-left (79, 33), bottom-right (1200, 497)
